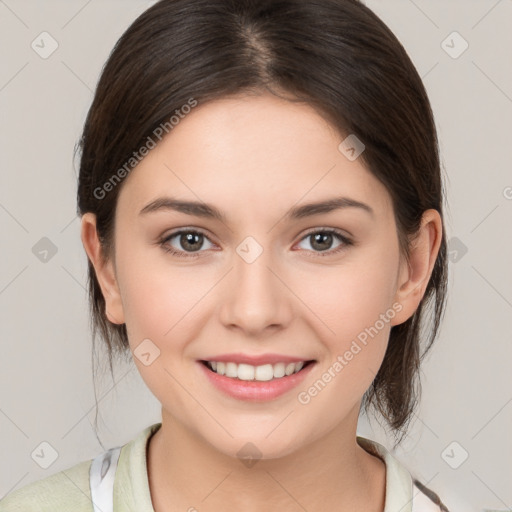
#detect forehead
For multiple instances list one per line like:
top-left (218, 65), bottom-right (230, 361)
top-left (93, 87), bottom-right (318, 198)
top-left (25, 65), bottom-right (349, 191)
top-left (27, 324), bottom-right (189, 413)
top-left (117, 93), bottom-right (393, 222)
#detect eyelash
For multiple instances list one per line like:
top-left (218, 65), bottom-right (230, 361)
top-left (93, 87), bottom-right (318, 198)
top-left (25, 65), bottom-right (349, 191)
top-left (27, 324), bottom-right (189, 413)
top-left (158, 228), bottom-right (353, 259)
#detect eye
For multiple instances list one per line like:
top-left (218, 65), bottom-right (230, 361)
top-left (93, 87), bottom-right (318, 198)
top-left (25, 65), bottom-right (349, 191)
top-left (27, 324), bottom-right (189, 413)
top-left (295, 229), bottom-right (353, 257)
top-left (159, 227), bottom-right (353, 259)
top-left (159, 229), bottom-right (215, 258)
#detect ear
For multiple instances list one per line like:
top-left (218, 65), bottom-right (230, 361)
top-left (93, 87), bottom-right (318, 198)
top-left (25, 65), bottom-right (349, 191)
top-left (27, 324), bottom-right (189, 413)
top-left (80, 212), bottom-right (125, 325)
top-left (391, 209), bottom-right (443, 326)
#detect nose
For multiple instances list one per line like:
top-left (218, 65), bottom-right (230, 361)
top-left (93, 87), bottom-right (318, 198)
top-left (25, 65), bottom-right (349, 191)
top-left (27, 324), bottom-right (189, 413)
top-left (218, 243), bottom-right (293, 337)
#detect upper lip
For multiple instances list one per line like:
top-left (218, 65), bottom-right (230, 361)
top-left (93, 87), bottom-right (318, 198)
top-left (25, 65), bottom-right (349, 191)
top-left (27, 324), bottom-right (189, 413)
top-left (200, 353), bottom-right (315, 366)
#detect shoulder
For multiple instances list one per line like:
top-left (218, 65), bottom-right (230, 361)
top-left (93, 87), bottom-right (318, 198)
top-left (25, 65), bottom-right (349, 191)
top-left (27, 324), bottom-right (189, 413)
top-left (0, 459), bottom-right (93, 512)
top-left (412, 478), bottom-right (451, 512)
top-left (0, 423), bottom-right (162, 512)
top-left (356, 435), bottom-right (451, 512)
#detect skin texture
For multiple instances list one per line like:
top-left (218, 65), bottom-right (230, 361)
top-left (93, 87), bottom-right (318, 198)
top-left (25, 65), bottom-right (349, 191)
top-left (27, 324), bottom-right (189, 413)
top-left (81, 92), bottom-right (442, 511)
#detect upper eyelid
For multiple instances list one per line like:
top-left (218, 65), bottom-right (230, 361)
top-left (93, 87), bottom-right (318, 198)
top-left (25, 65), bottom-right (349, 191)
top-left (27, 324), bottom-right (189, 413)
top-left (162, 227), bottom-right (214, 243)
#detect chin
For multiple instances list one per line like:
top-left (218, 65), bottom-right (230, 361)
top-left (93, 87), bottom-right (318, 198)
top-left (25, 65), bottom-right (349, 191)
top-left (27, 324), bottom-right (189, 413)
top-left (202, 428), bottom-right (307, 464)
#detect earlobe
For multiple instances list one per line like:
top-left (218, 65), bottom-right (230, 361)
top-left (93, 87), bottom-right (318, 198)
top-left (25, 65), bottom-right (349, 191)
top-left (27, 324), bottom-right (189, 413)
top-left (80, 213), bottom-right (125, 325)
top-left (391, 209), bottom-right (443, 326)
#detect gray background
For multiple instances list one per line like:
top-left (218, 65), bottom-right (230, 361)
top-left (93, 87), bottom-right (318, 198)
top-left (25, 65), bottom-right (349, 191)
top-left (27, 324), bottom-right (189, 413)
top-left (0, 1), bottom-right (511, 511)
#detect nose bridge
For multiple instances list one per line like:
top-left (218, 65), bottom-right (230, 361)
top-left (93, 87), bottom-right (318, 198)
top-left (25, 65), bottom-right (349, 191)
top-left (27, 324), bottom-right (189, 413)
top-left (220, 235), bottom-right (291, 333)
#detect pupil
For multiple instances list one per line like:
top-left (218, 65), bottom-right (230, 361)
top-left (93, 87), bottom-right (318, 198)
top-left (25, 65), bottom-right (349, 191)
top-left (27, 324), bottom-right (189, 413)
top-left (182, 232), bottom-right (202, 252)
top-left (312, 232), bottom-right (332, 251)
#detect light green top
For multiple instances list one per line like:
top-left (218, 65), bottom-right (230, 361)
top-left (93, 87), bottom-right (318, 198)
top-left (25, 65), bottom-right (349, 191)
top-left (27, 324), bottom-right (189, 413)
top-left (0, 422), bottom-right (446, 511)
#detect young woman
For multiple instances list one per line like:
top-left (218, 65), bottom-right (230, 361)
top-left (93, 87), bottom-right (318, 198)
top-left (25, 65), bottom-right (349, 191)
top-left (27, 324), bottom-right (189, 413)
top-left (0, 0), bottom-right (451, 510)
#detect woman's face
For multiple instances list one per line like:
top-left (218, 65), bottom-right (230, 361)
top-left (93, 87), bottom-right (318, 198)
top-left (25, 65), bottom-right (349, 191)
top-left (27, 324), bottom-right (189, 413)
top-left (96, 93), bottom-right (414, 459)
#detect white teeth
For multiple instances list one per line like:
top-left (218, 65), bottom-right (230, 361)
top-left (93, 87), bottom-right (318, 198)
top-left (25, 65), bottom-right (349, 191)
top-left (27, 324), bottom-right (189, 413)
top-left (255, 364), bottom-right (273, 381)
top-left (206, 360), bottom-right (308, 381)
top-left (273, 362), bottom-right (285, 378)
top-left (225, 362), bottom-right (238, 378)
top-left (285, 363), bottom-right (296, 376)
top-left (237, 363), bottom-right (255, 381)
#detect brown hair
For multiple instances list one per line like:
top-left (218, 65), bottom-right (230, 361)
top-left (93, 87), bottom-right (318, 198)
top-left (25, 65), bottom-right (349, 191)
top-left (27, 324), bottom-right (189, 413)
top-left (76, 0), bottom-right (448, 447)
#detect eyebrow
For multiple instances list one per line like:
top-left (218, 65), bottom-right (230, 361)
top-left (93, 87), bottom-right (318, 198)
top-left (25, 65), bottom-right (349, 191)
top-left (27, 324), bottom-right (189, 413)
top-left (139, 195), bottom-right (374, 222)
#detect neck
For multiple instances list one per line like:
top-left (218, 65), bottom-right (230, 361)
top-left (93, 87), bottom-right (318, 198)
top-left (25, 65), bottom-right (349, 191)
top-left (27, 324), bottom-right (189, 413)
top-left (147, 406), bottom-right (386, 512)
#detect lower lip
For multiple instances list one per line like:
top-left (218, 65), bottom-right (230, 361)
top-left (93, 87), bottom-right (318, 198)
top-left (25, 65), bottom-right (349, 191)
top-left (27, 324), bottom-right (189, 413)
top-left (197, 361), bottom-right (316, 402)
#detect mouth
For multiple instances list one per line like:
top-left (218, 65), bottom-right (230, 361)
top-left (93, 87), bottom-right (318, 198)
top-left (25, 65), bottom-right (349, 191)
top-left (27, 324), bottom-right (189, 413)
top-left (197, 351), bottom-right (318, 401)
top-left (198, 357), bottom-right (317, 402)
top-left (200, 359), bottom-right (316, 381)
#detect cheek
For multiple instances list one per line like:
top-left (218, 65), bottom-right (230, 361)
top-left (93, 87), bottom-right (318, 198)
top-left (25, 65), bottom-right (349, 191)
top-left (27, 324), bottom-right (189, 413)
top-left (297, 244), bottom-right (399, 345)
top-left (295, 243), bottom-right (399, 397)
top-left (117, 258), bottom-right (215, 415)
top-left (120, 262), bottom-right (213, 348)
top-left (115, 226), bottom-right (205, 331)
top-left (116, 248), bottom-right (224, 410)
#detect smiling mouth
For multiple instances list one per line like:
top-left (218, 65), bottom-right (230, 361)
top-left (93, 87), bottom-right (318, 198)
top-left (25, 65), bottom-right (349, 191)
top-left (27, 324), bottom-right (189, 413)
top-left (200, 360), bottom-right (316, 382)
